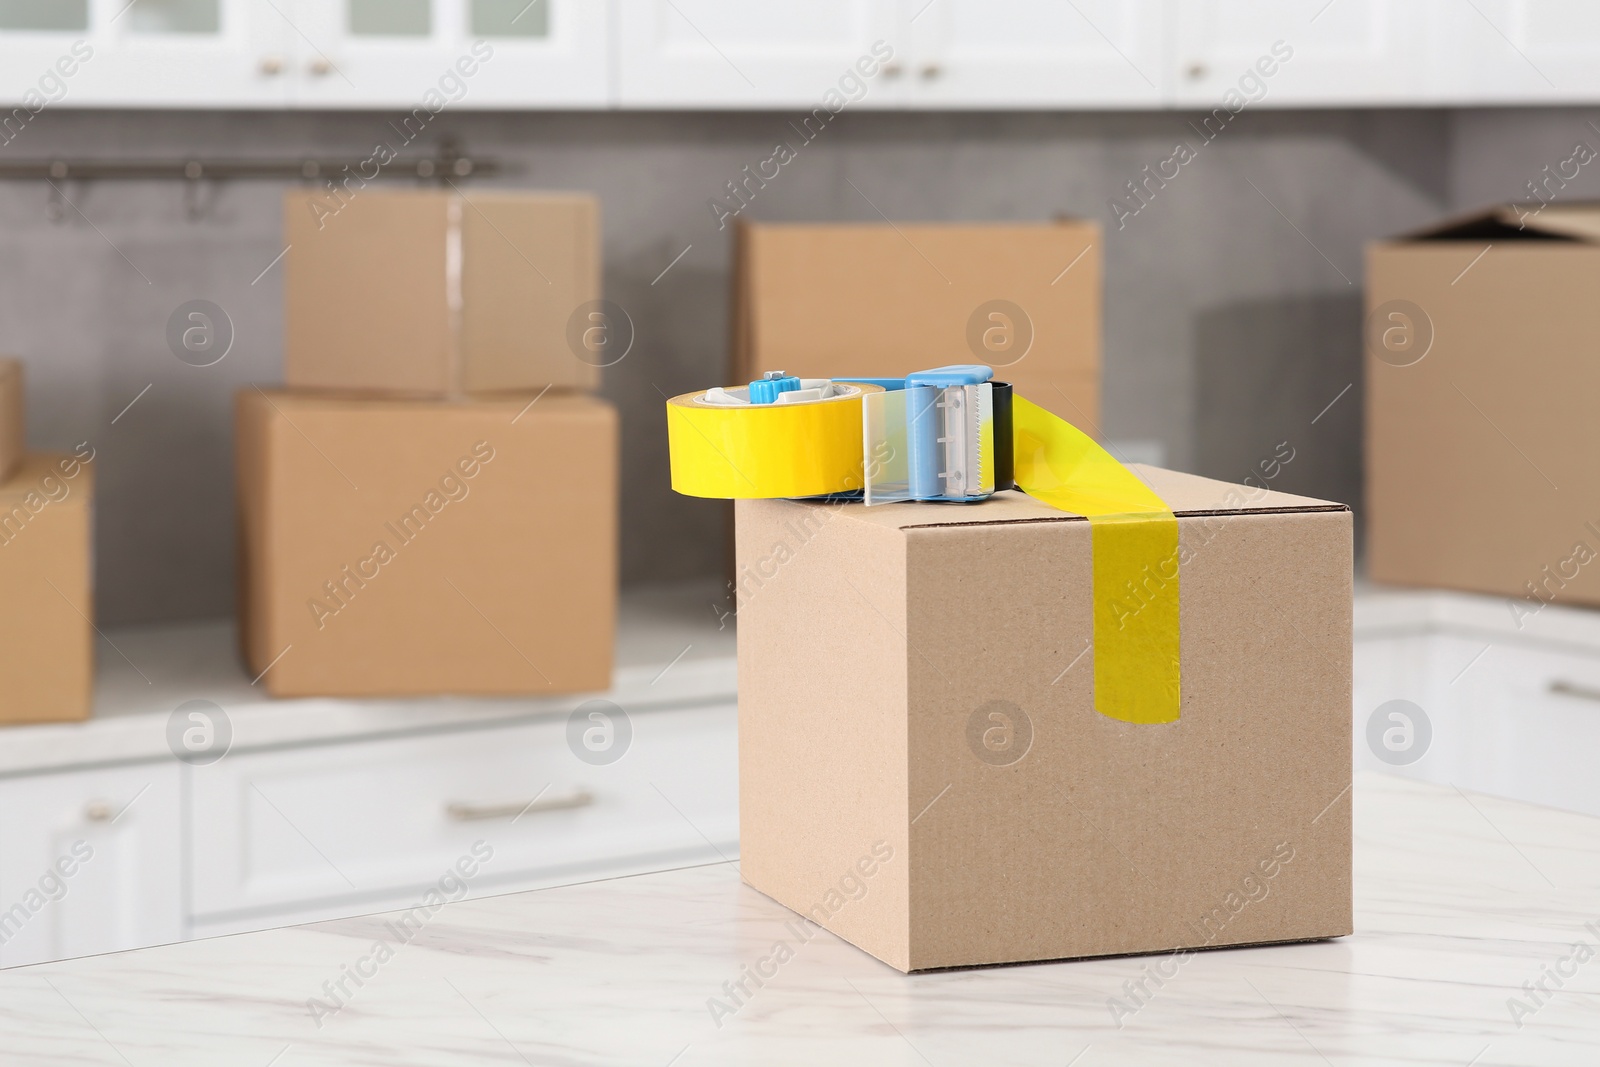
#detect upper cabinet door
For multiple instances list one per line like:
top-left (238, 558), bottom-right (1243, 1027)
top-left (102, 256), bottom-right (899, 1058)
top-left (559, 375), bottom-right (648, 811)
top-left (615, 0), bottom-right (904, 109)
top-left (904, 0), bottom-right (1167, 109)
top-left (288, 0), bottom-right (607, 108)
top-left (1173, 0), bottom-right (1433, 108)
top-left (0, 0), bottom-right (291, 108)
top-left (1428, 0), bottom-right (1600, 104)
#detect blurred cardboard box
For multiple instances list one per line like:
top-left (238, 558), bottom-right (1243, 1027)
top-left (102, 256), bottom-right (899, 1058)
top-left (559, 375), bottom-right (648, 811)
top-left (736, 469), bottom-right (1351, 971)
top-left (284, 189), bottom-right (601, 396)
top-left (732, 220), bottom-right (1100, 428)
top-left (0, 358), bottom-right (23, 482)
top-left (1368, 205), bottom-right (1600, 610)
top-left (0, 452), bottom-right (95, 723)
top-left (236, 389), bottom-right (616, 697)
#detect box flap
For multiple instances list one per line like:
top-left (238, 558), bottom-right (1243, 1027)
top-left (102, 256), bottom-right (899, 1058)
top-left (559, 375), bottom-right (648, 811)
top-left (815, 465), bottom-right (1345, 531)
top-left (1385, 203), bottom-right (1600, 243)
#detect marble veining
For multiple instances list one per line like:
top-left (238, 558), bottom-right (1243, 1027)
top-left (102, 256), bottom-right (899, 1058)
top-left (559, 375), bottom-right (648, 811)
top-left (3, 772), bottom-right (1599, 1065)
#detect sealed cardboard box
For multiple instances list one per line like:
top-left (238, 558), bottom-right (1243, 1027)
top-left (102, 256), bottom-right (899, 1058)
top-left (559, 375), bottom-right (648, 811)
top-left (736, 468), bottom-right (1351, 971)
top-left (0, 452), bottom-right (95, 723)
top-left (237, 389), bottom-right (616, 697)
top-left (0, 357), bottom-right (22, 482)
top-left (284, 189), bottom-right (601, 396)
top-left (733, 220), bottom-right (1100, 428)
top-left (1368, 204), bottom-right (1600, 607)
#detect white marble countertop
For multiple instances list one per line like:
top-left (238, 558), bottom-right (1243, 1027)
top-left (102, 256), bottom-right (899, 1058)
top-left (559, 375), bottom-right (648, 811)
top-left (0, 582), bottom-right (736, 777)
top-left (4, 773), bottom-right (1597, 1065)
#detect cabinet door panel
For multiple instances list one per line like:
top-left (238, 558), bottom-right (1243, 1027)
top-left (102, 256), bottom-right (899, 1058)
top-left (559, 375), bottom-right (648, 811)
top-left (1431, 0), bottom-right (1600, 104)
top-left (1174, 0), bottom-right (1432, 107)
top-left (907, 0), bottom-right (1166, 108)
top-left (0, 764), bottom-right (182, 968)
top-left (616, 0), bottom-right (902, 108)
top-left (283, 0), bottom-right (607, 108)
top-left (0, 0), bottom-right (291, 108)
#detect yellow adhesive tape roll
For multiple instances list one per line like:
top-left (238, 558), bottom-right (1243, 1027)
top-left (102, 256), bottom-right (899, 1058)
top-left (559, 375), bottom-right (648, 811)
top-left (1012, 396), bottom-right (1180, 726)
top-left (666, 384), bottom-right (883, 499)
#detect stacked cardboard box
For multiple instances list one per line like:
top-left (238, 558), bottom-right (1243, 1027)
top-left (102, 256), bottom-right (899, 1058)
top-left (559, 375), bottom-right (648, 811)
top-left (237, 190), bottom-right (617, 697)
top-left (0, 358), bottom-right (95, 723)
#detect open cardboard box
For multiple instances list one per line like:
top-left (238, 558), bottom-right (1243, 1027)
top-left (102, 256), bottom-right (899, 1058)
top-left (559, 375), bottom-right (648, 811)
top-left (736, 467), bottom-right (1352, 971)
top-left (1368, 203), bottom-right (1600, 609)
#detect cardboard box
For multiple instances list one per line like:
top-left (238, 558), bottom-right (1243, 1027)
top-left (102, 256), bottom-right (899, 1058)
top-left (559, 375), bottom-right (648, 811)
top-left (284, 189), bottom-right (601, 396)
top-left (236, 389), bottom-right (616, 697)
top-left (732, 220), bottom-right (1100, 428)
top-left (1368, 204), bottom-right (1600, 607)
top-left (736, 468), bottom-right (1351, 971)
top-left (0, 358), bottom-right (22, 482)
top-left (0, 453), bottom-right (95, 723)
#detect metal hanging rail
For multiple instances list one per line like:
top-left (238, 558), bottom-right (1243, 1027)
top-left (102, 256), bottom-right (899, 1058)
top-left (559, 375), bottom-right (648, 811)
top-left (0, 141), bottom-right (499, 182)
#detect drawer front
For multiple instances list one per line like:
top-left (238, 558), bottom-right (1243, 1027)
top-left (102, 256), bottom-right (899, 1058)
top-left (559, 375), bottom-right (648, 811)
top-left (189, 703), bottom-right (737, 919)
top-left (1457, 640), bottom-right (1600, 818)
top-left (1355, 632), bottom-right (1600, 817)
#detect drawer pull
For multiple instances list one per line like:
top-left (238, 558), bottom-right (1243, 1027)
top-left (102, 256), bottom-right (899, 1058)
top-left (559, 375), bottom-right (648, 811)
top-left (445, 788), bottom-right (594, 822)
top-left (1549, 680), bottom-right (1600, 703)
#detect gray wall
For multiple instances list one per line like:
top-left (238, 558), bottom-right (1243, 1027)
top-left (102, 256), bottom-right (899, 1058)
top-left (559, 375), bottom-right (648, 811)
top-left (0, 105), bottom-right (1509, 626)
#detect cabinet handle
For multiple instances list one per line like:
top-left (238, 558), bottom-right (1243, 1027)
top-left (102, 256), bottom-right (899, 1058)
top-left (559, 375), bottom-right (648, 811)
top-left (446, 788), bottom-right (594, 822)
top-left (259, 55), bottom-right (284, 76)
top-left (83, 799), bottom-right (115, 823)
top-left (308, 57), bottom-right (333, 77)
top-left (1186, 62), bottom-right (1208, 81)
top-left (920, 62), bottom-right (942, 79)
top-left (881, 60), bottom-right (904, 78)
top-left (1549, 680), bottom-right (1600, 703)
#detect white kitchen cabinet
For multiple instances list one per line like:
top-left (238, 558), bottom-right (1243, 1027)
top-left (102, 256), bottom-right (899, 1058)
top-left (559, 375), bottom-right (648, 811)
top-left (1428, 0), bottom-right (1600, 105)
top-left (288, 0), bottom-right (608, 108)
top-left (8, 1), bottom-right (1600, 109)
top-left (0, 763), bottom-right (182, 968)
top-left (188, 703), bottom-right (737, 925)
top-left (0, 0), bottom-right (291, 108)
top-left (1353, 589), bottom-right (1600, 819)
top-left (904, 0), bottom-right (1167, 109)
top-left (0, 598), bottom-right (739, 969)
top-left (1172, 0), bottom-right (1433, 108)
top-left (0, 0), bottom-right (606, 109)
top-left (614, 0), bottom-right (903, 108)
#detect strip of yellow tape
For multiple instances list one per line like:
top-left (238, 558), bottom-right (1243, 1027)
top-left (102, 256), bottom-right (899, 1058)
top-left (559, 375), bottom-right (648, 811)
top-left (666, 386), bottom-right (882, 499)
top-left (1012, 396), bottom-right (1180, 725)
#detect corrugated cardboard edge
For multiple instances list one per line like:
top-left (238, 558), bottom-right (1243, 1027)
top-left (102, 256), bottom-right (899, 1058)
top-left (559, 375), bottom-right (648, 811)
top-left (0, 357), bottom-right (21, 483)
top-left (735, 502), bottom-right (914, 971)
top-left (234, 389), bottom-right (275, 682)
